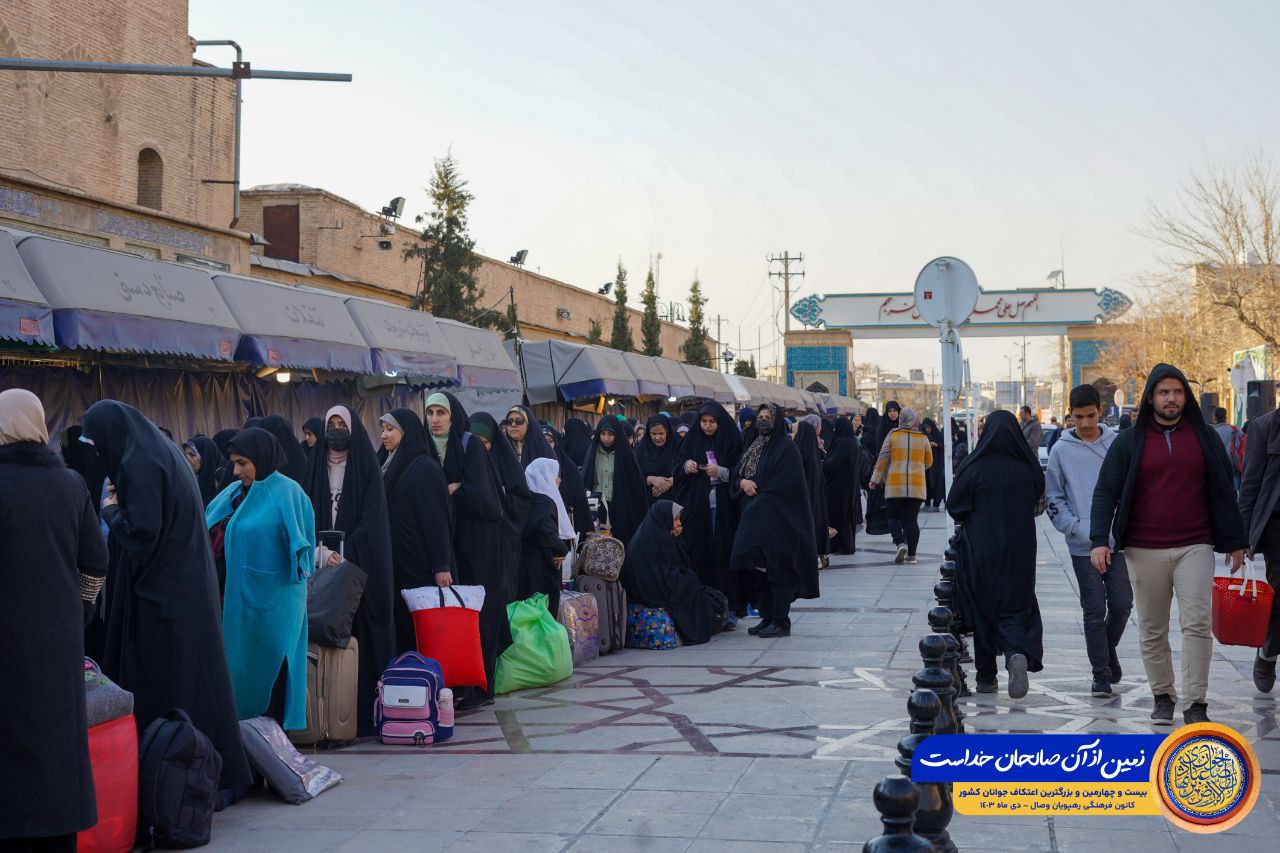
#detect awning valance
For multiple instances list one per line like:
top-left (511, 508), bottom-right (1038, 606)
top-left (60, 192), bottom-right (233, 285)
top-left (509, 339), bottom-right (640, 402)
top-left (685, 365), bottom-right (735, 403)
top-left (0, 231), bottom-right (53, 345)
top-left (438, 318), bottom-right (522, 390)
top-left (652, 357), bottom-right (696, 399)
top-left (211, 274), bottom-right (372, 373)
top-left (342, 297), bottom-right (458, 382)
top-left (722, 373), bottom-right (753, 404)
top-left (17, 235), bottom-right (239, 359)
top-left (621, 351), bottom-right (670, 398)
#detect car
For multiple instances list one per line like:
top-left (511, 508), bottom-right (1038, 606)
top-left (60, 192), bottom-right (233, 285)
top-left (1038, 426), bottom-right (1060, 470)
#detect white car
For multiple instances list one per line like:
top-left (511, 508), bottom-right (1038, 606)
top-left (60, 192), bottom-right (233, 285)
top-left (1038, 427), bottom-right (1060, 470)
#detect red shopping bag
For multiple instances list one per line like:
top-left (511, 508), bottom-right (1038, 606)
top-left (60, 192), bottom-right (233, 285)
top-left (404, 585), bottom-right (487, 689)
top-left (1212, 561), bottom-right (1274, 648)
top-left (78, 714), bottom-right (138, 853)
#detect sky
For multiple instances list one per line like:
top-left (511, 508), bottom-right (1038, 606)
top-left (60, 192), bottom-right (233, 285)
top-left (189, 0), bottom-right (1280, 382)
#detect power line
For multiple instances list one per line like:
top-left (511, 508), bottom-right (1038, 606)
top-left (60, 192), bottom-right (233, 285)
top-left (768, 251), bottom-right (805, 333)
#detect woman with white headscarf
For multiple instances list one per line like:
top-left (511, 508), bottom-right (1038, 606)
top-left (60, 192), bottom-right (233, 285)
top-left (520, 456), bottom-right (572, 616)
top-left (0, 389), bottom-right (109, 850)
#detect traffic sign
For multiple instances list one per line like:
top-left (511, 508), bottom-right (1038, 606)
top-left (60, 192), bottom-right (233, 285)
top-left (912, 257), bottom-right (981, 328)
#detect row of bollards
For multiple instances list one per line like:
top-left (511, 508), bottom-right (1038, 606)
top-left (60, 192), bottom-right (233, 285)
top-left (864, 531), bottom-right (970, 852)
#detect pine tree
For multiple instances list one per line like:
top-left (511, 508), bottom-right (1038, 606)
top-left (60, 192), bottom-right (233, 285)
top-left (734, 356), bottom-right (757, 377)
top-left (680, 277), bottom-right (713, 367)
top-left (640, 267), bottom-right (663, 356)
top-left (586, 318), bottom-right (604, 345)
top-left (403, 153), bottom-right (495, 327)
top-left (608, 261), bottom-right (634, 351)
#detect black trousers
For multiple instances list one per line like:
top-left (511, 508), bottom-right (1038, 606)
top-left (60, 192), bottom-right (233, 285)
top-left (0, 835), bottom-right (77, 853)
top-left (886, 497), bottom-right (923, 555)
top-left (1260, 516), bottom-right (1280, 659)
top-left (751, 572), bottom-right (794, 631)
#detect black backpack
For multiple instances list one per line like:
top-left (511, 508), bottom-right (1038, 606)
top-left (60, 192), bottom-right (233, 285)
top-left (137, 709), bottom-right (223, 849)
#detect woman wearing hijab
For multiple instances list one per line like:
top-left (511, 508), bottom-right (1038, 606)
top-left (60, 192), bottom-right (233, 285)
top-left (260, 414), bottom-right (309, 484)
top-left (378, 408), bottom-right (456, 654)
top-left (301, 417), bottom-right (324, 458)
top-left (80, 400), bottom-right (252, 792)
top-left (623, 501), bottom-right (727, 645)
top-left (581, 416), bottom-right (649, 545)
top-left (212, 428), bottom-right (237, 490)
top-left (504, 404), bottom-right (556, 466)
top-left (206, 428), bottom-right (315, 729)
top-left (521, 457), bottom-right (573, 616)
top-left (823, 418), bottom-right (863, 555)
top-left (543, 422), bottom-right (595, 538)
top-left (61, 424), bottom-right (107, 517)
top-left (301, 405), bottom-right (395, 735)
top-left (951, 417), bottom-right (970, 464)
top-left (182, 434), bottom-right (224, 507)
top-left (635, 413), bottom-right (679, 503)
top-left (561, 417), bottom-right (594, 468)
top-left (470, 411), bottom-right (533, 568)
top-left (730, 403), bottom-right (819, 639)
top-left (863, 402), bottom-right (900, 536)
top-left (673, 401), bottom-right (744, 625)
top-left (920, 417), bottom-right (946, 511)
top-left (424, 393), bottom-right (509, 707)
top-left (794, 420), bottom-right (830, 565)
top-left (947, 409), bottom-right (1045, 699)
top-left (869, 407), bottom-right (932, 565)
top-left (1, 390), bottom-right (108, 851)
top-left (861, 409), bottom-right (881, 456)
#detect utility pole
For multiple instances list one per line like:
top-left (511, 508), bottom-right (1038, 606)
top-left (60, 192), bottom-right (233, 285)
top-left (768, 252), bottom-right (805, 332)
top-left (714, 314), bottom-right (725, 371)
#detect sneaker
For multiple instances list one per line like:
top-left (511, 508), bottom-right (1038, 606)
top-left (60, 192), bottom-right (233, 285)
top-left (747, 620), bottom-right (767, 636)
top-left (757, 622), bottom-right (790, 639)
top-left (1253, 654), bottom-right (1277, 693)
top-left (1108, 649), bottom-right (1122, 684)
top-left (906, 555), bottom-right (919, 565)
top-left (1150, 693), bottom-right (1175, 726)
top-left (976, 679), bottom-right (998, 694)
top-left (746, 605), bottom-right (760, 617)
top-left (1183, 702), bottom-right (1210, 725)
top-left (1006, 653), bottom-right (1029, 699)
top-left (1090, 677), bottom-right (1112, 698)
top-left (722, 613), bottom-right (738, 632)
top-left (894, 544), bottom-right (908, 564)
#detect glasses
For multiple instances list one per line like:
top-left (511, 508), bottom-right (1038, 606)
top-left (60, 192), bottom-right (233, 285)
top-left (509, 418), bottom-right (526, 426)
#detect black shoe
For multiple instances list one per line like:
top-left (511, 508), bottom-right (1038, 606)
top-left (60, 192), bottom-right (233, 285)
top-left (976, 679), bottom-right (997, 694)
top-left (1108, 649), bottom-right (1122, 684)
top-left (1183, 702), bottom-right (1210, 725)
top-left (1150, 693), bottom-right (1175, 726)
top-left (1090, 677), bottom-right (1112, 698)
top-left (757, 622), bottom-right (791, 638)
top-left (747, 620), bottom-right (767, 636)
top-left (1006, 653), bottom-right (1029, 699)
top-left (1253, 654), bottom-right (1277, 693)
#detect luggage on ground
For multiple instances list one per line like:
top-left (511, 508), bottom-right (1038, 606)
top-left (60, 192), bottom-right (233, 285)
top-left (308, 531), bottom-right (369, 648)
top-left (84, 657), bottom-right (133, 728)
top-left (239, 716), bottom-right (342, 803)
top-left (495, 593), bottom-right (574, 694)
top-left (1212, 560), bottom-right (1275, 647)
top-left (558, 590), bottom-right (601, 665)
top-left (374, 652), bottom-right (454, 746)
top-left (288, 637), bottom-right (359, 747)
top-left (577, 532), bottom-right (624, 581)
top-left (136, 708), bottom-right (222, 849)
top-left (626, 603), bottom-right (682, 650)
top-left (79, 659), bottom-right (137, 853)
top-left (575, 574), bottom-right (626, 655)
top-left (402, 584), bottom-right (487, 689)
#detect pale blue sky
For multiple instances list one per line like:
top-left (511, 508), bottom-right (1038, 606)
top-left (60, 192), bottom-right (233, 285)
top-left (190, 0), bottom-right (1280, 382)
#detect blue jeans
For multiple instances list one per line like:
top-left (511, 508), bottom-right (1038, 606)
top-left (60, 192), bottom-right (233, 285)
top-left (1070, 553), bottom-right (1132, 680)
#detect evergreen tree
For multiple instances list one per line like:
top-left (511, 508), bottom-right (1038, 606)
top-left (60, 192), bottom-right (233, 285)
top-left (608, 261), bottom-right (634, 351)
top-left (403, 153), bottom-right (496, 327)
top-left (680, 277), bottom-right (713, 367)
top-left (734, 356), bottom-right (757, 377)
top-left (640, 267), bottom-right (663, 356)
top-left (586, 318), bottom-right (604, 345)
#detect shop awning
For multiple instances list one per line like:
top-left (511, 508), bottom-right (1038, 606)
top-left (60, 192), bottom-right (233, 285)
top-left (437, 318), bottom-right (522, 390)
top-left (685, 365), bottom-right (735, 403)
top-left (211, 274), bottom-right (372, 373)
top-left (16, 235), bottom-right (239, 359)
top-left (723, 373), bottom-right (753, 404)
top-left (621, 351), bottom-right (670, 398)
top-left (652, 357), bottom-right (696, 399)
top-left (342, 297), bottom-right (458, 382)
top-left (0, 231), bottom-right (53, 345)
top-left (510, 339), bottom-right (640, 402)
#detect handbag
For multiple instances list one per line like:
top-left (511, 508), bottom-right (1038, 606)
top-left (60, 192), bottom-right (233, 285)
top-left (308, 531), bottom-right (368, 649)
top-left (1212, 558), bottom-right (1275, 648)
top-left (402, 585), bottom-right (487, 689)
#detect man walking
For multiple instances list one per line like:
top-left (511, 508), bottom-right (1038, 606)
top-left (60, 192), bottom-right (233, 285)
top-left (1212, 407), bottom-right (1244, 490)
top-left (1090, 364), bottom-right (1247, 725)
top-left (1019, 406), bottom-right (1042, 453)
top-left (1047, 385), bottom-right (1131, 698)
top-left (1237, 405), bottom-right (1280, 692)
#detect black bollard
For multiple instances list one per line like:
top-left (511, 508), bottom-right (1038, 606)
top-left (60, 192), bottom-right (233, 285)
top-left (939, 560), bottom-right (973, 664)
top-left (914, 634), bottom-right (957, 735)
top-left (863, 775), bottom-right (938, 853)
top-left (896, 689), bottom-right (955, 853)
top-left (929, 607), bottom-right (970, 710)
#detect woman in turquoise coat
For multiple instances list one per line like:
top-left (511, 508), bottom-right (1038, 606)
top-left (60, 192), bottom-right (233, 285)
top-left (206, 427), bottom-right (316, 730)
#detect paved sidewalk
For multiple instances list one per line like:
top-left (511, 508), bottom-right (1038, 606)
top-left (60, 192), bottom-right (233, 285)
top-left (210, 512), bottom-right (1280, 851)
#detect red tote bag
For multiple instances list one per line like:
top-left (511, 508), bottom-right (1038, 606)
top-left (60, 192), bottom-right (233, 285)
top-left (1212, 561), bottom-right (1275, 648)
top-left (78, 714), bottom-right (138, 853)
top-left (405, 585), bottom-right (487, 689)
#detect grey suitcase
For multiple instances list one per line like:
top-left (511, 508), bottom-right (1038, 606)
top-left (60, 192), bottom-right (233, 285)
top-left (575, 574), bottom-right (625, 655)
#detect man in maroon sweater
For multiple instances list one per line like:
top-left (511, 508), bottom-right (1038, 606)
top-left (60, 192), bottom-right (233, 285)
top-left (1090, 364), bottom-right (1247, 726)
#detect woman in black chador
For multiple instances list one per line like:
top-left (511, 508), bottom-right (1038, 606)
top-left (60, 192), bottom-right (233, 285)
top-left (863, 401), bottom-right (899, 535)
top-left (181, 434), bottom-right (224, 508)
top-left (823, 417), bottom-right (862, 554)
top-left (623, 501), bottom-right (726, 645)
top-left (920, 417), bottom-right (946, 511)
top-left (794, 419), bottom-right (830, 563)
top-left (503, 404), bottom-right (556, 467)
top-left (673, 402), bottom-right (744, 626)
top-left (81, 400), bottom-right (252, 791)
top-left (561, 417), bottom-right (594, 468)
top-left (730, 403), bottom-right (819, 639)
top-left (580, 416), bottom-right (648, 544)
top-left (301, 405), bottom-right (396, 735)
top-left (634, 413), bottom-right (679, 504)
top-left (260, 414), bottom-right (309, 485)
top-left (946, 408), bottom-right (1044, 699)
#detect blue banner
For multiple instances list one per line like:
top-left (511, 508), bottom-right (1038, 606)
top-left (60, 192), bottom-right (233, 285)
top-left (912, 734), bottom-right (1167, 784)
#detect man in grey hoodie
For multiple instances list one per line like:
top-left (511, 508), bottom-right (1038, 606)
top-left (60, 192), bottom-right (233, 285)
top-left (1046, 384), bottom-right (1132, 697)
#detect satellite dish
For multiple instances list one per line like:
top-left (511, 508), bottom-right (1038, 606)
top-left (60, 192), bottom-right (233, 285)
top-left (913, 257), bottom-right (980, 328)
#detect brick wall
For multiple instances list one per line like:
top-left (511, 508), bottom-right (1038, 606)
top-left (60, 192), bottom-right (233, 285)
top-left (0, 0), bottom-right (237, 226)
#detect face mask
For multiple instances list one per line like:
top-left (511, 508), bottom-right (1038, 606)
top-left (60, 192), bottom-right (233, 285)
top-left (326, 428), bottom-right (352, 451)
top-left (757, 419), bottom-right (775, 434)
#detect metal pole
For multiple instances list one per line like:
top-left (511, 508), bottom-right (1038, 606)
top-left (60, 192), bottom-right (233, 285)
top-left (194, 41), bottom-right (242, 228)
top-left (0, 56), bottom-right (351, 81)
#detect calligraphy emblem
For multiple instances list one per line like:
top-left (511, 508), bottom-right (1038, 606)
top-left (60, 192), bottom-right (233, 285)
top-left (1152, 724), bottom-right (1258, 833)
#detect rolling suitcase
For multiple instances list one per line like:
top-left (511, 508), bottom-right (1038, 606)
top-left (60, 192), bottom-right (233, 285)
top-left (288, 636), bottom-right (359, 747)
top-left (575, 574), bottom-right (625, 655)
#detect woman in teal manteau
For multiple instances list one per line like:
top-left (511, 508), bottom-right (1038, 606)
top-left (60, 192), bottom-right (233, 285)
top-left (206, 427), bottom-right (316, 729)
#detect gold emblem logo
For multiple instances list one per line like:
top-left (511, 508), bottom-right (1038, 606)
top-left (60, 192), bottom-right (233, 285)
top-left (1151, 723), bottom-right (1259, 833)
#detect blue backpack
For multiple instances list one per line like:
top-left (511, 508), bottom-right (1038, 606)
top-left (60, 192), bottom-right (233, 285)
top-left (374, 652), bottom-right (454, 746)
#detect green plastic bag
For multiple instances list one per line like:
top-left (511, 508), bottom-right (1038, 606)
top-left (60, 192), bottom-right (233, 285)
top-left (494, 593), bottom-right (574, 694)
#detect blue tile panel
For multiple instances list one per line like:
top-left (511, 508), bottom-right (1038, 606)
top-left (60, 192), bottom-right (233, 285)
top-left (1070, 338), bottom-right (1106, 387)
top-left (786, 345), bottom-right (848, 396)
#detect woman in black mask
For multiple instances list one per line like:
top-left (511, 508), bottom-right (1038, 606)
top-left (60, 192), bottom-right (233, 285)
top-left (580, 416), bottom-right (648, 545)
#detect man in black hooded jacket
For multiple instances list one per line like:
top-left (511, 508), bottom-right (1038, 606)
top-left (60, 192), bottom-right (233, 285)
top-left (1237, 405), bottom-right (1280, 692)
top-left (1089, 363), bottom-right (1246, 726)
